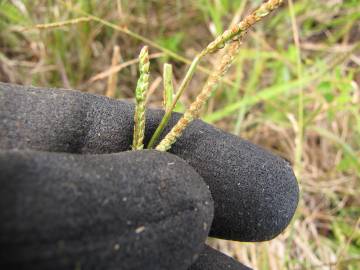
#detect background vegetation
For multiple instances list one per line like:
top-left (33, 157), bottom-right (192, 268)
top-left (1, 0), bottom-right (359, 269)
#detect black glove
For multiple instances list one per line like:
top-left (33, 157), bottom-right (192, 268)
top-left (0, 82), bottom-right (299, 270)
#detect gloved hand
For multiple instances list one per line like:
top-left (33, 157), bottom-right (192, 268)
top-left (0, 82), bottom-right (299, 270)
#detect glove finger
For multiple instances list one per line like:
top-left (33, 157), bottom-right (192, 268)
top-left (0, 83), bottom-right (299, 242)
top-left (189, 245), bottom-right (252, 270)
top-left (164, 116), bottom-right (299, 242)
top-left (0, 150), bottom-right (213, 270)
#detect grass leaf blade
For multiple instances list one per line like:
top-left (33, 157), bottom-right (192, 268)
top-left (163, 63), bottom-right (174, 113)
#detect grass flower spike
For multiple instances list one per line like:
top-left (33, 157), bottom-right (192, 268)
top-left (148, 0), bottom-right (284, 149)
top-left (203, 0), bottom-right (284, 55)
top-left (156, 41), bottom-right (241, 151)
top-left (132, 46), bottom-right (150, 150)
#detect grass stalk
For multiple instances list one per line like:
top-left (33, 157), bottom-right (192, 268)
top-left (21, 17), bottom-right (91, 31)
top-left (288, 0), bottom-right (304, 180)
top-left (105, 45), bottom-right (121, 98)
top-left (148, 0), bottom-right (284, 149)
top-left (283, 2), bottom-right (304, 267)
top-left (132, 46), bottom-right (150, 150)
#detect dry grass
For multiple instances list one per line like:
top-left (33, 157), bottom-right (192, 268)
top-left (0, 0), bottom-right (359, 269)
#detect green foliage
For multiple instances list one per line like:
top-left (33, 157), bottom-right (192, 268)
top-left (197, 0), bottom-right (244, 34)
top-left (157, 32), bottom-right (184, 57)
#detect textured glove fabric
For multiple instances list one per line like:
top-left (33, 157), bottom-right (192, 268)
top-left (190, 245), bottom-right (252, 270)
top-left (0, 82), bottom-right (299, 242)
top-left (0, 150), bottom-right (213, 270)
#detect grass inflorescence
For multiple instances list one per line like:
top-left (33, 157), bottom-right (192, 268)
top-left (132, 46), bottom-right (150, 150)
top-left (147, 0), bottom-right (284, 149)
top-left (155, 0), bottom-right (283, 151)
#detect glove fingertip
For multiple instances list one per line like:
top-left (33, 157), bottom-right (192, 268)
top-left (189, 245), bottom-right (252, 270)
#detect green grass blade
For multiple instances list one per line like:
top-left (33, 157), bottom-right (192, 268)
top-left (310, 126), bottom-right (360, 168)
top-left (204, 74), bottom-right (316, 123)
top-left (163, 63), bottom-right (174, 113)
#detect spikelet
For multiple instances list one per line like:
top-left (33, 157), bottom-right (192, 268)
top-left (132, 46), bottom-right (150, 150)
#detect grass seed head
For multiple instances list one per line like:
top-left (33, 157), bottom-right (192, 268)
top-left (132, 46), bottom-right (150, 150)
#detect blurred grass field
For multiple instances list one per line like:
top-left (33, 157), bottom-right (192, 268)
top-left (0, 0), bottom-right (359, 269)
